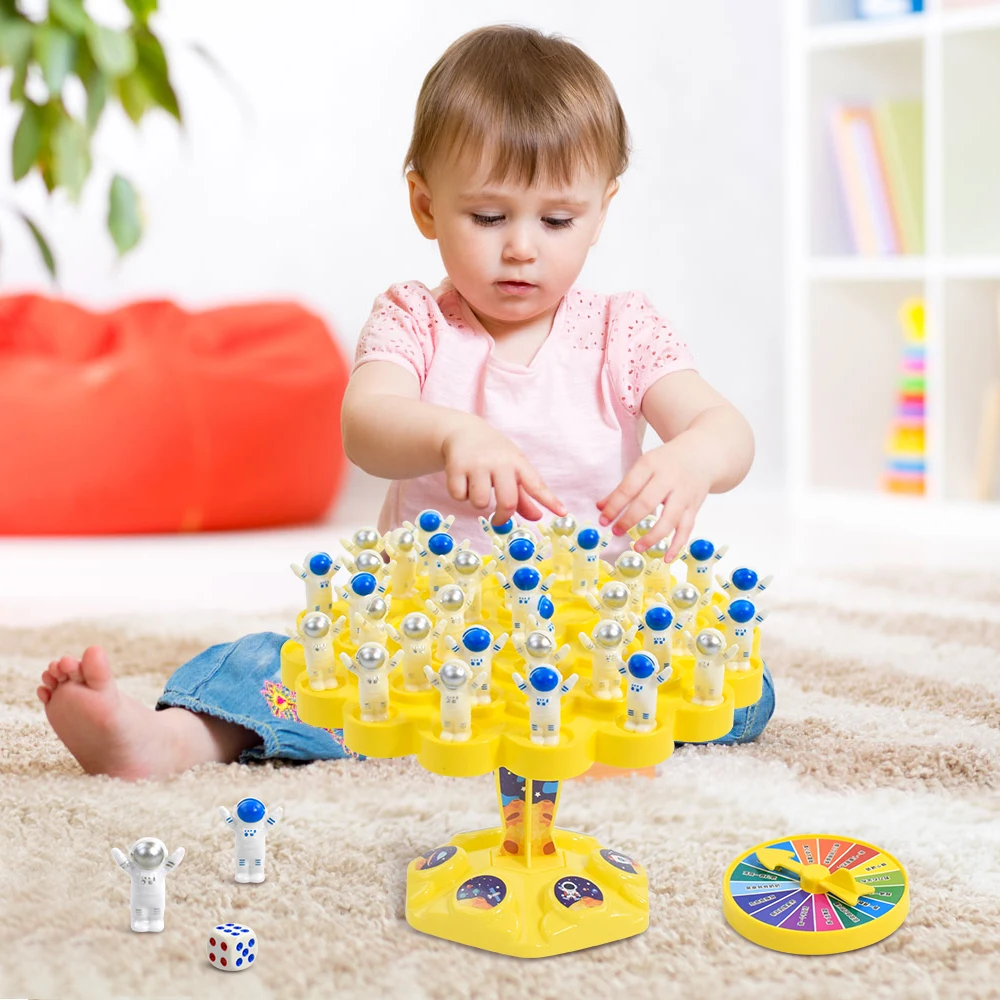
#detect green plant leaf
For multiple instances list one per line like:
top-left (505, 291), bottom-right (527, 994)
top-left (49, 0), bottom-right (90, 35)
top-left (0, 14), bottom-right (33, 68)
top-left (108, 174), bottom-right (141, 255)
top-left (12, 100), bottom-right (41, 180)
top-left (52, 115), bottom-right (91, 200)
top-left (116, 70), bottom-right (149, 123)
top-left (124, 0), bottom-right (158, 22)
top-left (19, 211), bottom-right (57, 279)
top-left (134, 27), bottom-right (180, 120)
top-left (34, 24), bottom-right (77, 93)
top-left (86, 22), bottom-right (136, 77)
top-left (84, 67), bottom-right (107, 131)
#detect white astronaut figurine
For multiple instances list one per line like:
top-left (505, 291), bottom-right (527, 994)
top-left (420, 531), bottom-right (466, 595)
top-left (353, 594), bottom-right (394, 647)
top-left (439, 625), bottom-right (509, 705)
top-left (218, 797), bottom-right (283, 883)
top-left (111, 837), bottom-right (185, 932)
top-left (567, 526), bottom-right (610, 596)
top-left (340, 526), bottom-right (382, 559)
top-left (716, 566), bottom-right (774, 601)
top-left (287, 611), bottom-right (348, 690)
top-left (491, 533), bottom-right (548, 573)
top-left (668, 581), bottom-right (713, 630)
top-left (291, 550), bottom-right (336, 614)
top-left (338, 548), bottom-right (386, 583)
top-left (714, 598), bottom-right (768, 669)
top-left (512, 637), bottom-right (578, 746)
top-left (619, 652), bottom-right (671, 733)
top-left (386, 611), bottom-right (436, 691)
top-left (385, 528), bottom-right (420, 600)
top-left (339, 642), bottom-right (402, 722)
top-left (679, 538), bottom-right (729, 594)
top-left (339, 571), bottom-right (390, 645)
top-left (424, 660), bottom-right (486, 742)
top-left (604, 550), bottom-right (648, 616)
top-left (446, 547), bottom-right (492, 621)
top-left (495, 565), bottom-right (556, 632)
top-left (540, 514), bottom-right (578, 580)
top-left (426, 583), bottom-right (474, 658)
top-left (579, 618), bottom-right (635, 700)
top-left (585, 581), bottom-right (641, 632)
top-left (404, 509), bottom-right (455, 572)
top-left (636, 534), bottom-right (674, 595)
top-left (683, 627), bottom-right (739, 706)
top-left (479, 513), bottom-right (527, 546)
top-left (634, 601), bottom-right (685, 672)
top-left (627, 512), bottom-right (658, 543)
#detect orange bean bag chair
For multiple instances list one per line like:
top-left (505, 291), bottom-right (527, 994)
top-left (0, 295), bottom-right (349, 534)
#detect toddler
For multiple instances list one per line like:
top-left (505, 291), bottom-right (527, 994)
top-left (37, 25), bottom-right (772, 780)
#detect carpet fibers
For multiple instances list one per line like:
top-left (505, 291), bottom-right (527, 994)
top-left (1, 566), bottom-right (998, 999)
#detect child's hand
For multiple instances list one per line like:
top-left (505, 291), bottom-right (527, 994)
top-left (442, 419), bottom-right (566, 525)
top-left (596, 438), bottom-right (712, 561)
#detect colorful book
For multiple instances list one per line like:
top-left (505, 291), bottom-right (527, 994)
top-left (829, 106), bottom-right (879, 255)
top-left (850, 110), bottom-right (901, 253)
top-left (871, 101), bottom-right (924, 253)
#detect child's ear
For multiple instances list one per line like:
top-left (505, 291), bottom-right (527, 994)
top-left (590, 179), bottom-right (619, 247)
top-left (407, 171), bottom-right (437, 240)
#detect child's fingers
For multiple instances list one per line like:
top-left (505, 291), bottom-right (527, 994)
top-left (633, 494), bottom-right (683, 553)
top-left (492, 470), bottom-right (520, 525)
top-left (519, 465), bottom-right (566, 517)
top-left (598, 467), bottom-right (651, 526)
top-left (664, 508), bottom-right (696, 562)
top-left (612, 481), bottom-right (666, 537)
top-left (446, 470), bottom-right (468, 504)
top-left (467, 468), bottom-right (493, 509)
top-left (516, 485), bottom-right (544, 521)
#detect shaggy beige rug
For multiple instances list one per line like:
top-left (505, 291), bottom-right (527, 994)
top-left (1, 564), bottom-right (999, 1000)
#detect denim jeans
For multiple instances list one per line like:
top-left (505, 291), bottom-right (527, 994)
top-left (157, 633), bottom-right (775, 762)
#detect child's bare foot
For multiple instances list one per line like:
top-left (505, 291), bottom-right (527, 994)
top-left (37, 646), bottom-right (259, 780)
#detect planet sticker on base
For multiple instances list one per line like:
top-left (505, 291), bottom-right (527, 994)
top-left (722, 834), bottom-right (909, 955)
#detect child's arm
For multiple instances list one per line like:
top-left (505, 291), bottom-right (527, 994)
top-left (597, 370), bottom-right (754, 561)
top-left (342, 360), bottom-right (565, 524)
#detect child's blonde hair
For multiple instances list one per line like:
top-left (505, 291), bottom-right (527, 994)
top-left (405, 24), bottom-right (630, 188)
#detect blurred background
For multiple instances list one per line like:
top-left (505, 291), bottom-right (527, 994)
top-left (1, 0), bottom-right (998, 620)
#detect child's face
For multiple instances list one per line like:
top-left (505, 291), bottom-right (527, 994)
top-left (408, 154), bottom-right (616, 330)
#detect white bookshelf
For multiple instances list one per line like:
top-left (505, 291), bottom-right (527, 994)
top-left (785, 0), bottom-right (1000, 535)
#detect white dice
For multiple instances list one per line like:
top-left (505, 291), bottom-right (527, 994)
top-left (207, 922), bottom-right (257, 971)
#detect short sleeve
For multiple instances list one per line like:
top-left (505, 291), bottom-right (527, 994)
top-left (606, 291), bottom-right (697, 416)
top-left (354, 282), bottom-right (438, 387)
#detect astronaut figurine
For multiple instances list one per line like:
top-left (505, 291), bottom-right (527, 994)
top-left (339, 642), bottom-right (402, 722)
top-left (567, 527), bottom-right (610, 596)
top-left (404, 509), bottom-right (456, 572)
top-left (579, 619), bottom-right (635, 700)
top-left (540, 514), bottom-right (578, 581)
top-left (111, 837), bottom-right (185, 932)
top-left (604, 551), bottom-right (648, 616)
top-left (340, 526), bottom-right (383, 559)
top-left (716, 566), bottom-right (774, 601)
top-left (683, 627), bottom-right (739, 706)
top-left (339, 548), bottom-right (386, 583)
top-left (585, 581), bottom-right (641, 632)
top-left (420, 531), bottom-right (466, 595)
top-left (353, 594), bottom-right (394, 647)
top-left (479, 513), bottom-right (525, 548)
top-left (668, 581), bottom-right (713, 630)
top-left (425, 584), bottom-right (474, 658)
top-left (714, 598), bottom-right (768, 670)
top-left (511, 634), bottom-right (577, 746)
top-left (218, 798), bottom-right (283, 884)
top-left (439, 625), bottom-right (509, 705)
top-left (446, 547), bottom-right (492, 621)
top-left (619, 652), bottom-right (671, 733)
top-left (637, 534), bottom-right (674, 595)
top-left (491, 534), bottom-right (548, 574)
top-left (338, 571), bottom-right (389, 645)
top-left (627, 512), bottom-right (658, 543)
top-left (634, 601), bottom-right (685, 672)
top-left (424, 660), bottom-right (486, 742)
top-left (291, 551), bottom-right (336, 615)
top-left (679, 538), bottom-right (729, 594)
top-left (287, 611), bottom-right (348, 690)
top-left (495, 566), bottom-right (557, 633)
top-left (385, 528), bottom-right (420, 600)
top-left (386, 611), bottom-right (435, 691)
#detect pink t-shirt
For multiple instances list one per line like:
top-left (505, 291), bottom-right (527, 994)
top-left (353, 279), bottom-right (696, 556)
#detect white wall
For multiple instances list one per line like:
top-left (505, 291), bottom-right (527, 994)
top-left (0, 0), bottom-right (784, 489)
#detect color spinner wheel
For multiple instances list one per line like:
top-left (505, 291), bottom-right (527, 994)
top-left (722, 835), bottom-right (909, 955)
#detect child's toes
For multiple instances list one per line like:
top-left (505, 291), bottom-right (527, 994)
top-left (40, 667), bottom-right (59, 691)
top-left (79, 646), bottom-right (112, 690)
top-left (37, 684), bottom-right (52, 704)
top-left (55, 655), bottom-right (81, 681)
